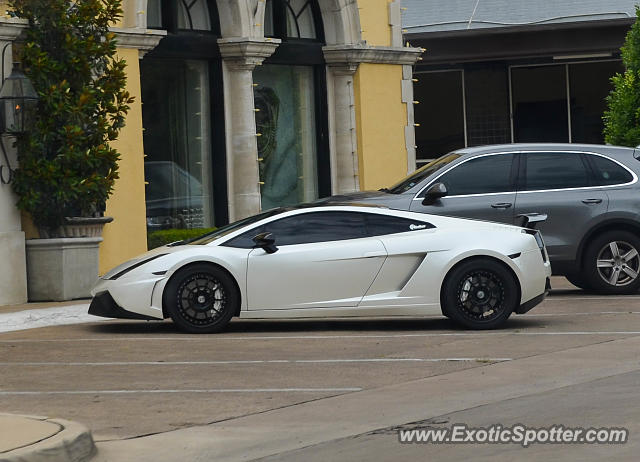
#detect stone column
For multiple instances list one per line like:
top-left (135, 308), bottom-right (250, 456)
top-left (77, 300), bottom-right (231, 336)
top-left (0, 20), bottom-right (28, 306)
top-left (218, 38), bottom-right (279, 222)
top-left (326, 63), bottom-right (360, 194)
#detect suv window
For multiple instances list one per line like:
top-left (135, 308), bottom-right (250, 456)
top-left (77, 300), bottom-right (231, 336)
top-left (224, 211), bottom-right (367, 248)
top-left (586, 154), bottom-right (633, 186)
top-left (366, 214), bottom-right (434, 236)
top-left (432, 153), bottom-right (514, 196)
top-left (523, 152), bottom-right (589, 191)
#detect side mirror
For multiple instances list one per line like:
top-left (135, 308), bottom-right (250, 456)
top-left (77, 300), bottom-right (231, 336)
top-left (421, 182), bottom-right (448, 205)
top-left (252, 232), bottom-right (278, 254)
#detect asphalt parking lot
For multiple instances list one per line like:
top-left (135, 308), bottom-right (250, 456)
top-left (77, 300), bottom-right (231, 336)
top-left (1, 277), bottom-right (640, 461)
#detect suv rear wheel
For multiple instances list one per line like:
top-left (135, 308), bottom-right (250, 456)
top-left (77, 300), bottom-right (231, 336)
top-left (583, 231), bottom-right (640, 295)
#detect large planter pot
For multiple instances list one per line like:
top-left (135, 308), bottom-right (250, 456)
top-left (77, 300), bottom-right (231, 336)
top-left (39, 216), bottom-right (113, 239)
top-left (25, 237), bottom-right (104, 301)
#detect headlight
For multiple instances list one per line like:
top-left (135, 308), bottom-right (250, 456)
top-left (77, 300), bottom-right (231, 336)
top-left (107, 254), bottom-right (168, 280)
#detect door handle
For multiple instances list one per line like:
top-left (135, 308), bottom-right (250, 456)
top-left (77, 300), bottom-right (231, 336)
top-left (363, 251), bottom-right (386, 258)
top-left (582, 198), bottom-right (603, 204)
top-left (491, 202), bottom-right (512, 209)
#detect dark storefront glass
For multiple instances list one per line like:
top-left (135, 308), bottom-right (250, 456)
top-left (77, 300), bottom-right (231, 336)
top-left (464, 65), bottom-right (511, 146)
top-left (141, 59), bottom-right (215, 231)
top-left (569, 61), bottom-right (622, 144)
top-left (511, 65), bottom-right (569, 143)
top-left (253, 64), bottom-right (318, 210)
top-left (413, 70), bottom-right (465, 160)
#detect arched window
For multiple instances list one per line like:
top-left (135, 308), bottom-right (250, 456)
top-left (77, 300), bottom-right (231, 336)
top-left (141, 1), bottom-right (227, 236)
top-left (255, 0), bottom-right (330, 210)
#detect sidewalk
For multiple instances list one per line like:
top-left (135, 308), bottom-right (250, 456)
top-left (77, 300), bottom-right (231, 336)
top-left (0, 300), bottom-right (100, 334)
top-left (0, 413), bottom-right (95, 462)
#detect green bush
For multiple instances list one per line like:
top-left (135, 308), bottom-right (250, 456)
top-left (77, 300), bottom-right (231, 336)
top-left (604, 6), bottom-right (640, 146)
top-left (10, 0), bottom-right (132, 232)
top-left (147, 228), bottom-right (216, 250)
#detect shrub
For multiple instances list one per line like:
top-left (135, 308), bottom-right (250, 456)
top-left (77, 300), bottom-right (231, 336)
top-left (147, 228), bottom-right (216, 249)
top-left (604, 6), bottom-right (640, 146)
top-left (9, 0), bottom-right (133, 232)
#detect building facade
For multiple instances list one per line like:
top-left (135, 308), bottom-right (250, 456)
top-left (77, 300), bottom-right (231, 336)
top-left (403, 0), bottom-right (636, 164)
top-left (0, 0), bottom-right (420, 304)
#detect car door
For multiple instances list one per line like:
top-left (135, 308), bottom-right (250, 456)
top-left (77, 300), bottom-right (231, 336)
top-left (244, 211), bottom-right (387, 311)
top-left (514, 151), bottom-right (608, 262)
top-left (409, 152), bottom-right (518, 224)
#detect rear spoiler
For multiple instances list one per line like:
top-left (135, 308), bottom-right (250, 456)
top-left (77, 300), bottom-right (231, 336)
top-left (518, 213), bottom-right (548, 229)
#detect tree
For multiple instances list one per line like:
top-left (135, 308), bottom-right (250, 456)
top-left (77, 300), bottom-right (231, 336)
top-left (9, 0), bottom-right (133, 233)
top-left (604, 6), bottom-right (640, 146)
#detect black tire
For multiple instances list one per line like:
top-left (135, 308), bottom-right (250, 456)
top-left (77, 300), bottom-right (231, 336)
top-left (583, 231), bottom-right (640, 295)
top-left (441, 258), bottom-right (519, 330)
top-left (565, 272), bottom-right (592, 291)
top-left (164, 263), bottom-right (238, 333)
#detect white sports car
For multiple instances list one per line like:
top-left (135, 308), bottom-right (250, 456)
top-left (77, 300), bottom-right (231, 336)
top-left (90, 204), bottom-right (551, 332)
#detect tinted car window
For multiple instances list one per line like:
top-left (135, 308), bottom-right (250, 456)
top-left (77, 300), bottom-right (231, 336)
top-left (433, 154), bottom-right (514, 196)
top-left (524, 153), bottom-right (589, 191)
top-left (387, 153), bottom-right (461, 194)
top-left (366, 214), bottom-right (435, 236)
top-left (587, 154), bottom-right (633, 186)
top-left (224, 211), bottom-right (368, 248)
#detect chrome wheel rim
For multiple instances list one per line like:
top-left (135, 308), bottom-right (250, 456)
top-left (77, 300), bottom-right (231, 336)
top-left (176, 273), bottom-right (226, 326)
top-left (596, 241), bottom-right (640, 287)
top-left (456, 270), bottom-right (505, 322)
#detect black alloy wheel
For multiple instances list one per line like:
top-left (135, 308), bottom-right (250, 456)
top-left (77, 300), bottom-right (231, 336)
top-left (164, 264), bottom-right (238, 333)
top-left (442, 259), bottom-right (519, 329)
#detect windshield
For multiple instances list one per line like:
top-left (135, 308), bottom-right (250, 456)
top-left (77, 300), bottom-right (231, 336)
top-left (387, 153), bottom-right (461, 194)
top-left (185, 208), bottom-right (286, 245)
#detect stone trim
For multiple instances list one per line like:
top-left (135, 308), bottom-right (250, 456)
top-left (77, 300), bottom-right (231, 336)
top-left (218, 37), bottom-right (281, 70)
top-left (389, 1), bottom-right (403, 48)
top-left (0, 18), bottom-right (27, 41)
top-left (402, 65), bottom-right (417, 174)
top-left (111, 27), bottom-right (166, 58)
top-left (323, 44), bottom-right (422, 66)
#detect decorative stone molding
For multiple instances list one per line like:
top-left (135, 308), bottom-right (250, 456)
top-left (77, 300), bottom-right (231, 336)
top-left (0, 18), bottom-right (27, 41)
top-left (218, 38), bottom-right (281, 70)
top-left (402, 65), bottom-right (417, 174)
top-left (112, 27), bottom-right (166, 58)
top-left (323, 44), bottom-right (423, 66)
top-left (389, 1), bottom-right (403, 48)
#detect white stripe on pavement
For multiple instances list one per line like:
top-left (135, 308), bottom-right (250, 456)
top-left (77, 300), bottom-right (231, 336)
top-left (0, 357), bottom-right (511, 367)
top-left (2, 331), bottom-right (640, 343)
top-left (0, 388), bottom-right (363, 396)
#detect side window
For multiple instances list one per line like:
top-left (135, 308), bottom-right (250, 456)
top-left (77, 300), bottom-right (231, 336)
top-left (434, 154), bottom-right (514, 196)
top-left (524, 153), bottom-right (589, 190)
top-left (264, 211), bottom-right (367, 246)
top-left (586, 154), bottom-right (633, 186)
top-left (366, 214), bottom-right (435, 237)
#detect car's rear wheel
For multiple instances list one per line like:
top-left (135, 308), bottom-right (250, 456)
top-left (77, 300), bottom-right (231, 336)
top-left (441, 259), bottom-right (519, 330)
top-left (583, 231), bottom-right (640, 295)
top-left (164, 263), bottom-right (238, 333)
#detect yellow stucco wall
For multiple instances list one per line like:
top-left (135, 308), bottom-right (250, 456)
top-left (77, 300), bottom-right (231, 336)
top-left (358, 0), bottom-right (392, 47)
top-left (353, 63), bottom-right (408, 190)
top-left (99, 47), bottom-right (148, 274)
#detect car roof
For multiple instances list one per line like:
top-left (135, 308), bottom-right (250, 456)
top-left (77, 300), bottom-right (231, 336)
top-left (455, 143), bottom-right (636, 157)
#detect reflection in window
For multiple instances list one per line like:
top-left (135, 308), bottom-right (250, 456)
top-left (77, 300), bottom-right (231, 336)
top-left (439, 154), bottom-right (514, 196)
top-left (254, 64), bottom-right (318, 210)
top-left (141, 59), bottom-right (214, 231)
top-left (147, 0), bottom-right (162, 28)
top-left (265, 0), bottom-right (318, 39)
top-left (178, 0), bottom-right (212, 30)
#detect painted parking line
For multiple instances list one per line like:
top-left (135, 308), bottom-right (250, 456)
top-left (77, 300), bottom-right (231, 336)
top-left (2, 331), bottom-right (640, 343)
top-left (0, 388), bottom-right (363, 396)
top-left (0, 358), bottom-right (512, 367)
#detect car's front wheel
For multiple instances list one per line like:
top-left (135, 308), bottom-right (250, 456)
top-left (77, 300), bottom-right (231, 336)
top-left (441, 259), bottom-right (519, 329)
top-left (164, 263), bottom-right (238, 333)
top-left (583, 231), bottom-right (640, 295)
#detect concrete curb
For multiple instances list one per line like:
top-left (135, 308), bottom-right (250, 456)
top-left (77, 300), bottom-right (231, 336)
top-left (0, 414), bottom-right (95, 462)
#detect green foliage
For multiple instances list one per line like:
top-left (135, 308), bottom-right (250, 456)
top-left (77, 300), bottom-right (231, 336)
top-left (9, 0), bottom-right (133, 231)
top-left (147, 228), bottom-right (217, 250)
top-left (604, 6), bottom-right (640, 146)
